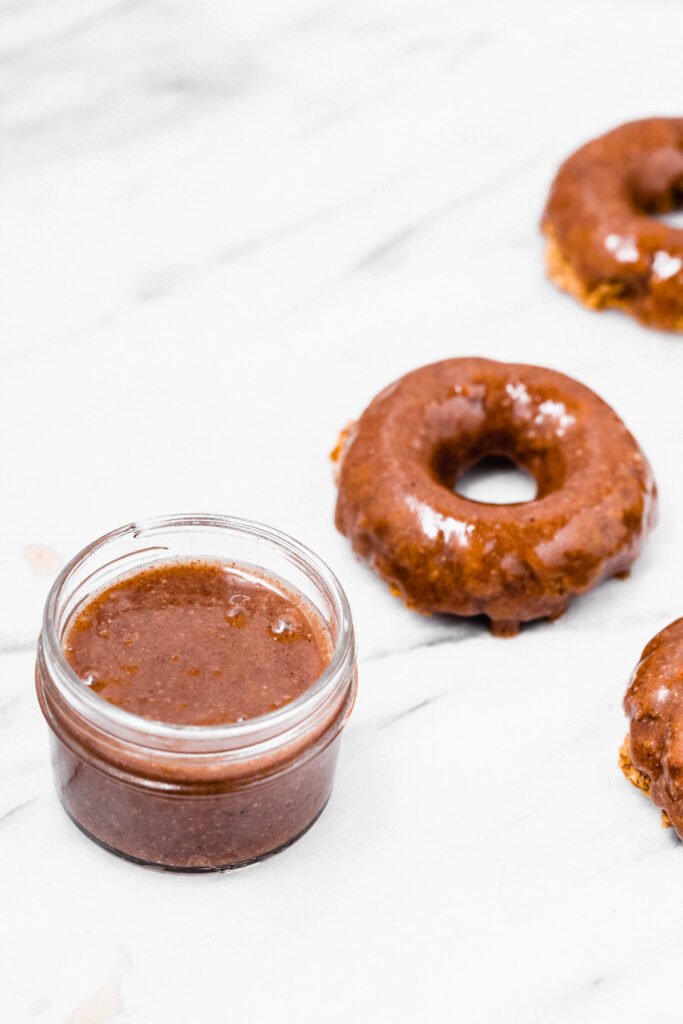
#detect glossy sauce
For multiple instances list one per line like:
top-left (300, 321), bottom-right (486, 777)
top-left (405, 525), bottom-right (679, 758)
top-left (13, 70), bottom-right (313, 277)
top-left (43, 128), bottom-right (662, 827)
top-left (63, 561), bottom-right (332, 726)
top-left (542, 117), bottom-right (683, 330)
top-left (334, 358), bottom-right (656, 635)
top-left (624, 618), bottom-right (683, 837)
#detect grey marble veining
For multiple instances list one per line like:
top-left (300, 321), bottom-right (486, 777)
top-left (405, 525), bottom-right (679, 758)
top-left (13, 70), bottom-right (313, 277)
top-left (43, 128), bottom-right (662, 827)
top-left (3, 1), bottom-right (683, 1021)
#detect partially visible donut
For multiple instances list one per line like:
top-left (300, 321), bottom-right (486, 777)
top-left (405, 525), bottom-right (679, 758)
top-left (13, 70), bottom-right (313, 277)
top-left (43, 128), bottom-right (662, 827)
top-left (333, 358), bottom-right (656, 636)
top-left (622, 619), bottom-right (683, 835)
top-left (542, 117), bottom-right (683, 330)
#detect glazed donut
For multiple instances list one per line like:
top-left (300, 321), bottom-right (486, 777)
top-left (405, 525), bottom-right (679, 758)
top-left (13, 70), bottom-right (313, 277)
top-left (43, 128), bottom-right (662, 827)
top-left (542, 117), bottom-right (683, 331)
top-left (622, 619), bottom-right (683, 835)
top-left (333, 358), bottom-right (656, 636)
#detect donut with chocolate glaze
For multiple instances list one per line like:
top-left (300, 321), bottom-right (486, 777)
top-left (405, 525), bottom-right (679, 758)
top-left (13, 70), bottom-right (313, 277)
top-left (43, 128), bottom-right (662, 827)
top-left (333, 358), bottom-right (656, 636)
top-left (622, 619), bottom-right (683, 835)
top-left (542, 117), bottom-right (683, 331)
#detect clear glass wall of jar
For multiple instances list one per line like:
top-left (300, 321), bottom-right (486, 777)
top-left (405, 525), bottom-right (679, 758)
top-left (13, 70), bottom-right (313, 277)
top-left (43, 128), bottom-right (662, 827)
top-left (36, 514), bottom-right (357, 871)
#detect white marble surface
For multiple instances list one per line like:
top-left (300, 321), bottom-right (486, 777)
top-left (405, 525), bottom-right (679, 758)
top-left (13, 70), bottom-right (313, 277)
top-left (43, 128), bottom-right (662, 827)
top-left (4, 1), bottom-right (683, 1020)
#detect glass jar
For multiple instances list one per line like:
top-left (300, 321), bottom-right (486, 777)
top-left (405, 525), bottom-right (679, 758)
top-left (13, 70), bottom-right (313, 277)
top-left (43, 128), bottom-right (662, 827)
top-left (36, 514), bottom-right (357, 871)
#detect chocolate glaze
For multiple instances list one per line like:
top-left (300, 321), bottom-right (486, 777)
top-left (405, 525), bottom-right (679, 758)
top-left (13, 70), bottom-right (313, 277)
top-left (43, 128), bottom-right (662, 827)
top-left (63, 561), bottom-right (331, 726)
top-left (334, 358), bottom-right (656, 636)
top-left (624, 619), bottom-right (683, 837)
top-left (542, 117), bottom-right (683, 330)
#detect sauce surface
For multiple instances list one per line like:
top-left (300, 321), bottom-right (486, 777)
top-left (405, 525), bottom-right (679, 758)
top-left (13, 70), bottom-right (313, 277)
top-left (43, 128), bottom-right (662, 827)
top-left (63, 561), bottom-right (332, 726)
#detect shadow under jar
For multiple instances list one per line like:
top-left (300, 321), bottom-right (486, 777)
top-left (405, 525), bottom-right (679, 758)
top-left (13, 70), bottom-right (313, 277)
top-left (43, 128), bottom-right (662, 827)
top-left (36, 514), bottom-right (357, 871)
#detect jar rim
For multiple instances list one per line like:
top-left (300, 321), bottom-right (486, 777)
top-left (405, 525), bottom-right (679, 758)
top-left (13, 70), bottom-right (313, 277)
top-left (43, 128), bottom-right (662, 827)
top-left (40, 513), bottom-right (357, 753)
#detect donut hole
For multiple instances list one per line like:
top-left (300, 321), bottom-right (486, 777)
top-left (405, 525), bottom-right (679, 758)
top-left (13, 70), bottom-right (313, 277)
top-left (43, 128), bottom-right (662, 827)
top-left (430, 437), bottom-right (545, 504)
top-left (427, 415), bottom-right (568, 504)
top-left (651, 208), bottom-right (683, 228)
top-left (631, 187), bottom-right (683, 217)
top-left (454, 455), bottom-right (538, 505)
top-left (627, 152), bottom-right (683, 216)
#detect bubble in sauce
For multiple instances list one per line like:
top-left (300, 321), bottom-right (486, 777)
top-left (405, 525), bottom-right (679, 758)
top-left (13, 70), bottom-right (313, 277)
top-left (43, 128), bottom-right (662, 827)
top-left (225, 593), bottom-right (251, 628)
top-left (268, 614), bottom-right (303, 643)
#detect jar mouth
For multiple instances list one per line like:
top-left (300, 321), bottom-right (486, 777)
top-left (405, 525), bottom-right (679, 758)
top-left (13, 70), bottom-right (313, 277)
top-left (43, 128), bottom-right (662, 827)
top-left (40, 514), bottom-right (357, 753)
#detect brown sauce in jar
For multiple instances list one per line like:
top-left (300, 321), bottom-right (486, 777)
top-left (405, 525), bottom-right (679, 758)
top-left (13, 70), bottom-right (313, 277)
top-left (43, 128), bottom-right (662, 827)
top-left (37, 517), bottom-right (357, 871)
top-left (63, 561), bottom-right (332, 726)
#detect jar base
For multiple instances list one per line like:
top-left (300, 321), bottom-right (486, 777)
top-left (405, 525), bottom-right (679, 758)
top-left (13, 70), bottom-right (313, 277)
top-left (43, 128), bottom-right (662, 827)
top-left (63, 800), bottom-right (331, 872)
